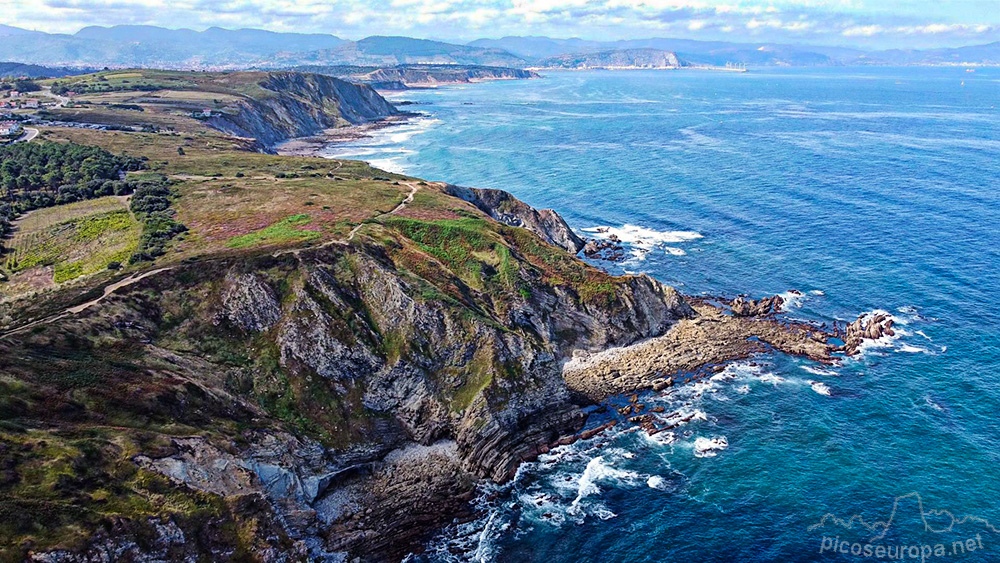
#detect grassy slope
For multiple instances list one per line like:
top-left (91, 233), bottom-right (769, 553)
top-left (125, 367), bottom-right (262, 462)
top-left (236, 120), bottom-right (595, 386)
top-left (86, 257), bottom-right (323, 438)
top-left (0, 104), bottom-right (634, 557)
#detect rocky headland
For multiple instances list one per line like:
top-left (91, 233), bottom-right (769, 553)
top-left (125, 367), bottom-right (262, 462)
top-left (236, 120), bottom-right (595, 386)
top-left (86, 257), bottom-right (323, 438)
top-left (203, 72), bottom-right (404, 150)
top-left (291, 64), bottom-right (540, 90)
top-left (0, 179), bottom-right (892, 562)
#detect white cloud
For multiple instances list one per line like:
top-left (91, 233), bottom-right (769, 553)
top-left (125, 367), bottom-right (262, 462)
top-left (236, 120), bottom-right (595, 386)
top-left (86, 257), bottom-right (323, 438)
top-left (783, 20), bottom-right (812, 31)
top-left (894, 23), bottom-right (995, 35)
top-left (842, 24), bottom-right (883, 36)
top-left (3, 0), bottom-right (999, 46)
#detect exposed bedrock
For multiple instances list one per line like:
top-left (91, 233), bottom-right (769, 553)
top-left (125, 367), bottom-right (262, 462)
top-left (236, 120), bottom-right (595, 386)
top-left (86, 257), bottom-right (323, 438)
top-left (444, 184), bottom-right (586, 254)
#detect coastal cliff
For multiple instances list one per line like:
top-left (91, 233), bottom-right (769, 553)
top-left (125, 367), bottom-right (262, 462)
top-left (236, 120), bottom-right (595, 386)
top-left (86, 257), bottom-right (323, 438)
top-left (444, 184), bottom-right (586, 253)
top-left (536, 48), bottom-right (681, 69)
top-left (292, 64), bottom-right (540, 90)
top-left (0, 183), bottom-right (693, 562)
top-left (204, 72), bottom-right (402, 148)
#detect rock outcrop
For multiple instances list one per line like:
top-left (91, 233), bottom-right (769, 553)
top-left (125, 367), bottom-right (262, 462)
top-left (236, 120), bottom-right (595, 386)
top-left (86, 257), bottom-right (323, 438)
top-left (838, 312), bottom-right (896, 355)
top-left (730, 294), bottom-right (784, 317)
top-left (444, 184), bottom-right (586, 253)
top-left (563, 301), bottom-right (833, 401)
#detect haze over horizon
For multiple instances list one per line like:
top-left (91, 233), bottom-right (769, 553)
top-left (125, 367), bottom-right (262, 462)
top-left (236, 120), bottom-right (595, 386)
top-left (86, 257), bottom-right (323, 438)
top-left (3, 0), bottom-right (999, 50)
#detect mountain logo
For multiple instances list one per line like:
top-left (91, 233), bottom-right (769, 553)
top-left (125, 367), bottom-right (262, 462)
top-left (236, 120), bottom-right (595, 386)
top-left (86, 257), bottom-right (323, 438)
top-left (809, 492), bottom-right (998, 542)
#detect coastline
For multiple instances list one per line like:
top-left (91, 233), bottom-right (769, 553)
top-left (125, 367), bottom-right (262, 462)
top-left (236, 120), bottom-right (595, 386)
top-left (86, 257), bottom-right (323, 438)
top-left (274, 114), bottom-right (415, 157)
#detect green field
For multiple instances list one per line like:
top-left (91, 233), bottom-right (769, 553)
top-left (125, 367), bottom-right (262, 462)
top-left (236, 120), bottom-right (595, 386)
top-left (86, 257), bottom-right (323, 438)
top-left (226, 214), bottom-right (322, 248)
top-left (2, 196), bottom-right (140, 293)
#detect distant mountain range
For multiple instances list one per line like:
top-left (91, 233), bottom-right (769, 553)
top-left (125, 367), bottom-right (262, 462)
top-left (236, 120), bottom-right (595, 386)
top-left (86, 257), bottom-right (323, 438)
top-left (0, 61), bottom-right (92, 78)
top-left (475, 35), bottom-right (1000, 67)
top-left (275, 36), bottom-right (526, 68)
top-left (0, 25), bottom-right (998, 69)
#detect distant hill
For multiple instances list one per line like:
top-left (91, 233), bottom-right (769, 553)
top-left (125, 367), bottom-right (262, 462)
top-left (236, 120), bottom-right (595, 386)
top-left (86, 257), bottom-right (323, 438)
top-left (0, 25), bottom-right (347, 68)
top-left (471, 35), bottom-right (1000, 67)
top-left (0, 62), bottom-right (92, 78)
top-left (0, 24), bottom-right (41, 38)
top-left (536, 49), bottom-right (681, 69)
top-left (1, 25), bottom-right (998, 69)
top-left (866, 41), bottom-right (1000, 65)
top-left (291, 64), bottom-right (538, 89)
top-left (283, 36), bottom-right (528, 68)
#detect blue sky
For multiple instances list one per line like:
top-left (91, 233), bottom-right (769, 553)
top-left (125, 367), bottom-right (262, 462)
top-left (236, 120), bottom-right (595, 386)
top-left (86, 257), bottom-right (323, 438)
top-left (4, 0), bottom-right (999, 48)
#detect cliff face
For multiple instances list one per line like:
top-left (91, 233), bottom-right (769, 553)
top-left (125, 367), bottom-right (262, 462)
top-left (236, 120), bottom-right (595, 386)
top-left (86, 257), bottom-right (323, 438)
top-left (445, 184), bottom-right (586, 254)
top-left (538, 48), bottom-right (681, 69)
top-left (205, 72), bottom-right (401, 148)
top-left (290, 64), bottom-right (539, 90)
top-left (0, 188), bottom-right (692, 562)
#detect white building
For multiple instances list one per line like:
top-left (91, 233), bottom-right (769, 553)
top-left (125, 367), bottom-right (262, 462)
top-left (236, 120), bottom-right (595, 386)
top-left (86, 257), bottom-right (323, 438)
top-left (0, 121), bottom-right (23, 137)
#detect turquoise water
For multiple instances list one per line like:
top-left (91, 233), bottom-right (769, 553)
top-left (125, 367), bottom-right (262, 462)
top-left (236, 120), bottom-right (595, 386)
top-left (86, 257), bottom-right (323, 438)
top-left (327, 68), bottom-right (1000, 562)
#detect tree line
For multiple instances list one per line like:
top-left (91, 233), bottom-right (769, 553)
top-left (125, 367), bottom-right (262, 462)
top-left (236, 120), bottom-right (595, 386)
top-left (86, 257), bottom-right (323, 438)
top-left (0, 141), bottom-right (186, 267)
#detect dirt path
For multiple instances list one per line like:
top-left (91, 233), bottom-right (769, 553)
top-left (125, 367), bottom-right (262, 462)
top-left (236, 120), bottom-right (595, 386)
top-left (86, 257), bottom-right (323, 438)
top-left (274, 180), bottom-right (420, 258)
top-left (1, 183), bottom-right (422, 339)
top-left (0, 267), bottom-right (173, 339)
top-left (348, 181), bottom-right (418, 241)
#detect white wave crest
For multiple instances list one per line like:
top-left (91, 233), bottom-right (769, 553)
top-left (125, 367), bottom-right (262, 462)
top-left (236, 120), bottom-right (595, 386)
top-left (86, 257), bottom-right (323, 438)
top-left (809, 380), bottom-right (833, 396)
top-left (569, 456), bottom-right (639, 514)
top-left (778, 290), bottom-right (807, 310)
top-left (581, 224), bottom-right (702, 261)
top-left (801, 365), bottom-right (838, 377)
top-left (759, 373), bottom-right (787, 386)
top-left (693, 436), bottom-right (729, 458)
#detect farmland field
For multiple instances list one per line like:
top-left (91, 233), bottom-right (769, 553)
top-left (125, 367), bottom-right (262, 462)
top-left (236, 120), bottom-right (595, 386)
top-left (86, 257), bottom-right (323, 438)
top-left (1, 196), bottom-right (141, 294)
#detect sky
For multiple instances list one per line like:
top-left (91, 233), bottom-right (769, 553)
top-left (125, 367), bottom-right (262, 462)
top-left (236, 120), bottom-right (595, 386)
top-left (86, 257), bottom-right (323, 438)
top-left (3, 0), bottom-right (999, 49)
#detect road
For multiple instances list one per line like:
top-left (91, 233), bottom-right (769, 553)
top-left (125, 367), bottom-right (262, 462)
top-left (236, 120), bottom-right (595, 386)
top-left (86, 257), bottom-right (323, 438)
top-left (13, 127), bottom-right (38, 143)
top-left (0, 181), bottom-right (424, 340)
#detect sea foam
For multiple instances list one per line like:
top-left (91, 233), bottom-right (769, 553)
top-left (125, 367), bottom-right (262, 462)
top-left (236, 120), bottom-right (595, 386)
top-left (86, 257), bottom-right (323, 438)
top-left (582, 224), bottom-right (703, 261)
top-left (693, 436), bottom-right (729, 458)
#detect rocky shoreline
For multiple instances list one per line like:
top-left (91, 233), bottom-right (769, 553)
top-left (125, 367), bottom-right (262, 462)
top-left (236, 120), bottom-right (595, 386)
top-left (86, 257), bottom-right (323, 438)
top-left (274, 114), bottom-right (415, 157)
top-left (4, 184), bottom-right (895, 562)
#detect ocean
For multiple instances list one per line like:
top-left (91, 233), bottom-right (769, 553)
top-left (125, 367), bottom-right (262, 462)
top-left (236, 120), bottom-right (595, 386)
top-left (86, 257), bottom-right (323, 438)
top-left (324, 67), bottom-right (1000, 562)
